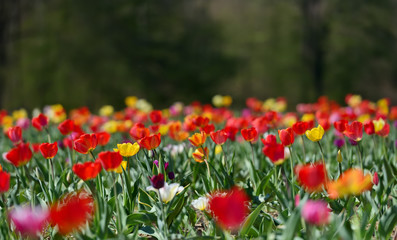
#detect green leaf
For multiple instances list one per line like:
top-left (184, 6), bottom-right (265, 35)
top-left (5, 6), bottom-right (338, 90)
top-left (240, 202), bottom-right (265, 236)
top-left (379, 205), bottom-right (397, 238)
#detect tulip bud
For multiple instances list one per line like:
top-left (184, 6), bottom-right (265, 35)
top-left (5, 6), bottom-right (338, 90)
top-left (337, 150), bottom-right (343, 163)
top-left (373, 172), bottom-right (379, 186)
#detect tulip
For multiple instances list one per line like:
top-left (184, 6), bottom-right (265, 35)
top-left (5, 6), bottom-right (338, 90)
top-left (208, 187), bottom-right (250, 230)
top-left (57, 119), bottom-right (74, 135)
top-left (8, 206), bottom-right (49, 238)
top-left (301, 200), bottom-right (330, 226)
top-left (192, 147), bottom-right (209, 163)
top-left (192, 196), bottom-right (209, 211)
top-left (0, 170), bottom-right (10, 193)
top-left (241, 127), bottom-right (258, 142)
top-left (295, 162), bottom-right (328, 193)
top-left (210, 130), bottom-right (228, 145)
top-left (372, 172), bottom-right (379, 186)
top-left (364, 121), bottom-right (375, 135)
top-left (7, 126), bottom-right (22, 144)
top-left (129, 123), bottom-right (150, 141)
top-left (262, 135), bottom-right (285, 165)
top-left (73, 134), bottom-right (98, 154)
top-left (4, 143), bottom-right (32, 167)
top-left (278, 127), bottom-right (294, 147)
top-left (96, 151), bottom-right (123, 171)
top-left (201, 124), bottom-right (215, 135)
top-left (344, 121), bottom-right (363, 141)
top-left (292, 121), bottom-right (309, 135)
top-left (96, 132), bottom-right (111, 146)
top-left (327, 169), bottom-right (373, 199)
top-left (39, 142), bottom-right (58, 159)
top-left (333, 120), bottom-right (348, 133)
top-left (49, 190), bottom-right (94, 235)
top-left (146, 181), bottom-right (184, 203)
top-left (188, 131), bottom-right (207, 147)
top-left (150, 173), bottom-right (165, 189)
top-left (149, 110), bottom-right (162, 124)
top-left (138, 133), bottom-right (161, 150)
top-left (114, 142), bottom-right (140, 157)
top-left (305, 125), bottom-right (324, 142)
top-left (32, 114), bottom-right (49, 131)
top-left (72, 162), bottom-right (102, 181)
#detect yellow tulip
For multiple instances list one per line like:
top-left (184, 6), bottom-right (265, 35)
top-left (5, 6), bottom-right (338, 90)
top-left (99, 105), bottom-right (114, 117)
top-left (373, 118), bottom-right (385, 133)
top-left (305, 125), bottom-right (325, 142)
top-left (113, 161), bottom-right (128, 174)
top-left (215, 145), bottom-right (223, 155)
top-left (116, 142), bottom-right (140, 157)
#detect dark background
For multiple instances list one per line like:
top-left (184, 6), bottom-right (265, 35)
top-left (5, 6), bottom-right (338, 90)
top-left (1, 0), bottom-right (397, 112)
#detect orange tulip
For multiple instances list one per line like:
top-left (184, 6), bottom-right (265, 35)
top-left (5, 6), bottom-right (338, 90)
top-left (327, 169), bottom-right (373, 199)
top-left (188, 131), bottom-right (207, 147)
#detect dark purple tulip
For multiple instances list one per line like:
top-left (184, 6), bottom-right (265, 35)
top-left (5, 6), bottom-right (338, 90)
top-left (168, 172), bottom-right (175, 180)
top-left (348, 138), bottom-right (358, 146)
top-left (150, 174), bottom-right (165, 189)
top-left (334, 138), bottom-right (345, 148)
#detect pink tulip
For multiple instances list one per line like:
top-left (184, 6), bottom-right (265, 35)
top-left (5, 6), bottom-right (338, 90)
top-left (301, 200), bottom-right (330, 226)
top-left (8, 206), bottom-right (49, 237)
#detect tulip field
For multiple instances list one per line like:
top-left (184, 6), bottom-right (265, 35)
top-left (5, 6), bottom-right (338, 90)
top-left (0, 95), bottom-right (396, 239)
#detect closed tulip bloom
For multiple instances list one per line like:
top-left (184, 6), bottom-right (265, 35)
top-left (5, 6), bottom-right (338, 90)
top-left (8, 206), bottom-right (49, 238)
top-left (149, 110), bottom-right (162, 124)
top-left (96, 132), bottom-right (111, 146)
top-left (32, 113), bottom-right (49, 131)
top-left (344, 121), bottom-right (363, 141)
top-left (49, 191), bottom-right (94, 235)
top-left (201, 124), bottom-right (215, 135)
top-left (302, 200), bottom-right (330, 226)
top-left (373, 119), bottom-right (390, 137)
top-left (129, 123), bottom-right (150, 141)
top-left (192, 147), bottom-right (209, 163)
top-left (138, 133), bottom-right (161, 150)
top-left (333, 119), bottom-right (348, 133)
top-left (188, 131), bottom-right (207, 147)
top-left (193, 116), bottom-right (210, 128)
top-left (262, 135), bottom-right (285, 165)
top-left (150, 173), bottom-right (165, 189)
top-left (292, 121), bottom-right (309, 135)
top-left (364, 121), bottom-right (375, 135)
top-left (58, 119), bottom-right (75, 135)
top-left (72, 162), bottom-right (102, 181)
top-left (305, 125), bottom-right (324, 142)
top-left (192, 196), bottom-right (209, 211)
top-left (0, 170), bottom-right (10, 193)
top-left (7, 126), bottom-right (22, 144)
top-left (4, 143), bottom-right (32, 167)
top-left (115, 142), bottom-right (140, 157)
top-left (96, 151), bottom-right (123, 171)
top-left (241, 127), bottom-right (258, 142)
top-left (373, 172), bottom-right (379, 186)
top-left (327, 169), bottom-right (373, 199)
top-left (146, 182), bottom-right (184, 203)
top-left (208, 187), bottom-right (250, 230)
top-left (295, 162), bottom-right (328, 193)
top-left (73, 134), bottom-right (98, 154)
top-left (278, 127), bottom-right (295, 147)
top-left (39, 142), bottom-right (58, 159)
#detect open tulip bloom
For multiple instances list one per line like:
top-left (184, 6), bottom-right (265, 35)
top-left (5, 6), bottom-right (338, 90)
top-left (0, 94), bottom-right (395, 239)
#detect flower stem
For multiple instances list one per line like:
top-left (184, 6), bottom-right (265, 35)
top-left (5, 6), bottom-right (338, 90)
top-left (301, 135), bottom-right (306, 163)
top-left (111, 173), bottom-right (122, 233)
top-left (250, 142), bottom-right (255, 168)
top-left (356, 144), bottom-right (363, 169)
top-left (288, 146), bottom-right (295, 200)
top-left (158, 193), bottom-right (169, 238)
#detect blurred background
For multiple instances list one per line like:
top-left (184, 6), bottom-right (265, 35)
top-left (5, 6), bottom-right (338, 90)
top-left (1, 0), bottom-right (397, 111)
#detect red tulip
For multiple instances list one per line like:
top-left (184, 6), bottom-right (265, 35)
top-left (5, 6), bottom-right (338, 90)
top-left (96, 151), bottom-right (123, 171)
top-left (224, 126), bottom-right (238, 141)
top-left (73, 134), bottom-right (97, 154)
top-left (241, 127), bottom-right (258, 142)
top-left (49, 190), bottom-right (94, 235)
top-left (292, 121), bottom-right (309, 135)
top-left (149, 110), bottom-right (162, 124)
top-left (96, 132), bottom-right (111, 146)
top-left (262, 135), bottom-right (285, 165)
top-left (208, 187), bottom-right (250, 230)
top-left (376, 123), bottom-right (390, 137)
top-left (58, 119), bottom-right (75, 135)
top-left (364, 121), bottom-right (375, 135)
top-left (344, 121), bottom-right (363, 141)
top-left (138, 133), bottom-right (161, 150)
top-left (193, 116), bottom-right (209, 128)
top-left (39, 142), bottom-right (58, 159)
top-left (373, 172), bottom-right (379, 186)
top-left (201, 124), bottom-right (215, 135)
top-left (295, 162), bottom-right (328, 193)
top-left (0, 170), bottom-right (10, 193)
top-left (32, 114), bottom-right (49, 131)
top-left (210, 130), bottom-right (228, 145)
top-left (129, 123), bottom-right (150, 141)
top-left (7, 126), bottom-right (22, 144)
top-left (278, 127), bottom-right (294, 147)
top-left (334, 120), bottom-right (348, 133)
top-left (72, 162), bottom-right (102, 181)
top-left (4, 143), bottom-right (32, 167)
